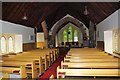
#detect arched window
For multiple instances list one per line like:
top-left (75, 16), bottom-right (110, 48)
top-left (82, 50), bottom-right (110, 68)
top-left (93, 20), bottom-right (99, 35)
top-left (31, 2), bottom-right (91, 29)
top-left (1, 36), bottom-right (7, 53)
top-left (8, 37), bottom-right (14, 52)
top-left (63, 30), bottom-right (67, 42)
top-left (68, 26), bottom-right (72, 42)
top-left (74, 30), bottom-right (78, 42)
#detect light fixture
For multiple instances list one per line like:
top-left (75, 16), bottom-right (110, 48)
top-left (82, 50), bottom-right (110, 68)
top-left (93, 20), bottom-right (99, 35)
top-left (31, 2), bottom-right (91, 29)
top-left (84, 6), bottom-right (89, 15)
top-left (22, 13), bottom-right (28, 20)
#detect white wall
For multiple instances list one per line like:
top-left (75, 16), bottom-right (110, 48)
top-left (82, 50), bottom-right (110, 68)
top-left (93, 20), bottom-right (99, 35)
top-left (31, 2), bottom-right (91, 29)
top-left (0, 20), bottom-right (1, 33)
top-left (104, 31), bottom-right (113, 54)
top-left (37, 33), bottom-right (44, 42)
top-left (14, 35), bottom-right (23, 53)
top-left (0, 20), bottom-right (35, 43)
top-left (96, 9), bottom-right (119, 41)
top-left (118, 29), bottom-right (120, 52)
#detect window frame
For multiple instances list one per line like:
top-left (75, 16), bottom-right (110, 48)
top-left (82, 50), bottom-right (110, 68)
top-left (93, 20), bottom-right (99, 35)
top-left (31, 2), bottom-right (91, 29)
top-left (1, 36), bottom-right (7, 54)
top-left (8, 36), bottom-right (14, 53)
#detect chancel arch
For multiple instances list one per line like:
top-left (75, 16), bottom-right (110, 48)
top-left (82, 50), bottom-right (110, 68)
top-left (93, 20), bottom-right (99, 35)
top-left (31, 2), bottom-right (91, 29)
top-left (49, 14), bottom-right (88, 47)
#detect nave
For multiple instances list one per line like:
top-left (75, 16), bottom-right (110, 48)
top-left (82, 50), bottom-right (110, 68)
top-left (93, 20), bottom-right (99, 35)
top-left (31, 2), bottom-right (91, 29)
top-left (0, 1), bottom-right (120, 80)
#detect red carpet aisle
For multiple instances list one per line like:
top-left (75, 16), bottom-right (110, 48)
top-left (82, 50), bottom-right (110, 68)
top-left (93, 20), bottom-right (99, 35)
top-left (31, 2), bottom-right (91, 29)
top-left (39, 53), bottom-right (66, 80)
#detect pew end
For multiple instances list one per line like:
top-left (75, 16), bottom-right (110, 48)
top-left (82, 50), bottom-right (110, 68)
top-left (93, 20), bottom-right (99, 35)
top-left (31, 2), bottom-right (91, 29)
top-left (1, 73), bottom-right (10, 79)
top-left (20, 65), bottom-right (27, 78)
top-left (49, 74), bottom-right (54, 79)
top-left (61, 61), bottom-right (64, 69)
top-left (31, 60), bottom-right (37, 78)
top-left (0, 65), bottom-right (28, 79)
top-left (57, 66), bottom-right (66, 78)
top-left (57, 66), bottom-right (60, 78)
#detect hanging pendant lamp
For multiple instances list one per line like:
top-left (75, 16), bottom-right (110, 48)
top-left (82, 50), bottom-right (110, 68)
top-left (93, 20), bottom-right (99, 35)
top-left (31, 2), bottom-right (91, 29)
top-left (84, 6), bottom-right (89, 15)
top-left (22, 13), bottom-right (28, 20)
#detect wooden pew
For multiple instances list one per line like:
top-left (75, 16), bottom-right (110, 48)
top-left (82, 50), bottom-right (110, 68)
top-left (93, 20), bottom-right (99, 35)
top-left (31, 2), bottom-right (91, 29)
top-left (0, 60), bottom-right (37, 78)
top-left (66, 52), bottom-right (109, 56)
top-left (65, 56), bottom-right (114, 59)
top-left (1, 49), bottom-right (57, 75)
top-left (57, 48), bottom-right (120, 78)
top-left (1, 48), bottom-right (59, 77)
top-left (0, 73), bottom-right (9, 79)
top-left (0, 65), bottom-right (27, 78)
top-left (17, 50), bottom-right (55, 66)
top-left (66, 55), bottom-right (114, 58)
top-left (5, 48), bottom-right (57, 64)
top-left (29, 48), bottom-right (58, 60)
top-left (61, 61), bottom-right (119, 69)
top-left (68, 50), bottom-right (101, 53)
top-left (68, 48), bottom-right (104, 53)
top-left (68, 51), bottom-right (108, 54)
top-left (15, 53), bottom-right (51, 69)
top-left (2, 54), bottom-right (48, 74)
top-left (64, 58), bottom-right (119, 63)
top-left (57, 66), bottom-right (120, 78)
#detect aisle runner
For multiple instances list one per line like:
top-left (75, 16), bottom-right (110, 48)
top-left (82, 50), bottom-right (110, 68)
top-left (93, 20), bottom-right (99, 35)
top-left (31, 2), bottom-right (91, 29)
top-left (39, 53), bottom-right (66, 79)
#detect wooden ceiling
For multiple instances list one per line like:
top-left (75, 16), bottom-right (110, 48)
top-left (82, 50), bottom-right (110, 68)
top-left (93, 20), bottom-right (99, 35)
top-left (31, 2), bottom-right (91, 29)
top-left (2, 2), bottom-right (119, 32)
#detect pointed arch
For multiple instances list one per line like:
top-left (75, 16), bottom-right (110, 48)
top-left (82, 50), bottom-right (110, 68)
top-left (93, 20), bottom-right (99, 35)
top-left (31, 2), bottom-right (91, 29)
top-left (8, 37), bottom-right (14, 53)
top-left (1, 36), bottom-right (7, 53)
top-left (50, 14), bottom-right (89, 46)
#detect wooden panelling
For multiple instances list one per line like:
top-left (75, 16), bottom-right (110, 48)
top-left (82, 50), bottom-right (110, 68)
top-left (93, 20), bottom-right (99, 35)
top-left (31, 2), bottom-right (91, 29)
top-left (97, 41), bottom-right (104, 51)
top-left (23, 43), bottom-right (36, 51)
top-left (37, 42), bottom-right (45, 49)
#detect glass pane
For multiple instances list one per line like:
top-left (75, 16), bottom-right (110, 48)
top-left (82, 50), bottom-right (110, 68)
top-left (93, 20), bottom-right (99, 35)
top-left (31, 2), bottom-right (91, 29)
top-left (68, 26), bottom-right (72, 42)
top-left (74, 30), bottom-right (78, 42)
top-left (1, 37), bottom-right (6, 53)
top-left (63, 30), bottom-right (67, 42)
top-left (9, 37), bottom-right (14, 52)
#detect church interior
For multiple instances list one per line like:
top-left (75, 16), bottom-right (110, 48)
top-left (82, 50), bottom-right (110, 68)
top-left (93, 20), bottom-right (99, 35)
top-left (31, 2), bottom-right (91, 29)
top-left (0, 1), bottom-right (120, 80)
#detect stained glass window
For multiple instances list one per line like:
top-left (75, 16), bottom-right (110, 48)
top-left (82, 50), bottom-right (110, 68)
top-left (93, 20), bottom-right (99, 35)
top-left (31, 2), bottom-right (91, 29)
top-left (1, 36), bottom-right (6, 53)
top-left (63, 30), bottom-right (67, 42)
top-left (74, 30), bottom-right (78, 42)
top-left (68, 26), bottom-right (72, 42)
top-left (8, 37), bottom-right (14, 52)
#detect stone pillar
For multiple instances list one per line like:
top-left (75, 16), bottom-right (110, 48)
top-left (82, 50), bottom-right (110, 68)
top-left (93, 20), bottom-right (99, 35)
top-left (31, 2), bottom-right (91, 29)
top-left (41, 21), bottom-right (48, 48)
top-left (34, 27), bottom-right (37, 49)
top-left (89, 21), bottom-right (96, 48)
top-left (55, 34), bottom-right (58, 47)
